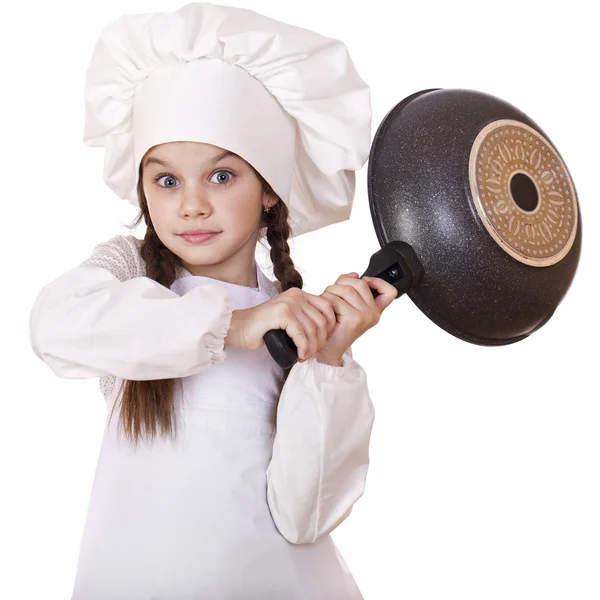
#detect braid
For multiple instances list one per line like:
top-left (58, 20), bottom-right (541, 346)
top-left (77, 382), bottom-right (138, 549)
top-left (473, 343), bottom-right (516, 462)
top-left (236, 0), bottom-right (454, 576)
top-left (262, 201), bottom-right (303, 292)
top-left (253, 168), bottom-right (304, 401)
top-left (140, 221), bottom-right (181, 288)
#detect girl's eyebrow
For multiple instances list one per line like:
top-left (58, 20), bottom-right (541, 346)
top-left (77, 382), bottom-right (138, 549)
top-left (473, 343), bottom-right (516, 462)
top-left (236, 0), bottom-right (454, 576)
top-left (143, 150), bottom-right (237, 169)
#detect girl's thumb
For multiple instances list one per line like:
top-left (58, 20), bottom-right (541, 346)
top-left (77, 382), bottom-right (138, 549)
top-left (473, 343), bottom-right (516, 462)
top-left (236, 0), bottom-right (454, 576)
top-left (364, 276), bottom-right (397, 311)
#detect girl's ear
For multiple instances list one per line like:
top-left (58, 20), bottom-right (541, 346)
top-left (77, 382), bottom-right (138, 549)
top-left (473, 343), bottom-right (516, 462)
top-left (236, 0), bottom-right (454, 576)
top-left (262, 186), bottom-right (277, 203)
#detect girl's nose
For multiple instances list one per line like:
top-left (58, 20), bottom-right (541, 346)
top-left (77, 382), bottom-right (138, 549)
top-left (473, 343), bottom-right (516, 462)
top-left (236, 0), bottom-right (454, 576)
top-left (180, 191), bottom-right (212, 217)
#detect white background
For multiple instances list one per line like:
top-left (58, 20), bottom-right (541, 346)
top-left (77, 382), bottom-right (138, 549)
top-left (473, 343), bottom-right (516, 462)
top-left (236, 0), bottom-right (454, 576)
top-left (2, 1), bottom-right (598, 598)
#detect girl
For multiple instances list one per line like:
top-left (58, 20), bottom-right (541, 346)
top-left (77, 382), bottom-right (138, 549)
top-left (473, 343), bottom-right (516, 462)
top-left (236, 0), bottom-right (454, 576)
top-left (29, 3), bottom-right (397, 599)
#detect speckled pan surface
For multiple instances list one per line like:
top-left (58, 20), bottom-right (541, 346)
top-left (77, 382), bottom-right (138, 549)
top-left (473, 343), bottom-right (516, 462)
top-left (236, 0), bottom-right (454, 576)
top-left (367, 88), bottom-right (582, 345)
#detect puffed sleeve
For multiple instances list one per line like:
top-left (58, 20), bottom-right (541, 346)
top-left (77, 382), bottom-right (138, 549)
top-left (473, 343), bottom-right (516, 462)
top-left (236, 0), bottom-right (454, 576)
top-left (266, 346), bottom-right (375, 544)
top-left (29, 234), bottom-right (234, 381)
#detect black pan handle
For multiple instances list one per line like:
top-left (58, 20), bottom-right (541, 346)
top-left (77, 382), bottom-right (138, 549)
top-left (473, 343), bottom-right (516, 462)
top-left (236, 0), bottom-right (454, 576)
top-left (263, 241), bottom-right (423, 369)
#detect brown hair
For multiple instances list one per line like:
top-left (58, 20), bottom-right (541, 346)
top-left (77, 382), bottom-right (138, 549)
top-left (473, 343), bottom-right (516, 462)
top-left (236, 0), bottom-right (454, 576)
top-left (108, 156), bottom-right (303, 450)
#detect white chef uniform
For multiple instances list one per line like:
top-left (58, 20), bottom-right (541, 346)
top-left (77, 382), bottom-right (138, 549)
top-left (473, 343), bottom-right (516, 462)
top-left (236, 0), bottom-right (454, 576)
top-left (31, 1), bottom-right (376, 596)
top-left (29, 234), bottom-right (376, 599)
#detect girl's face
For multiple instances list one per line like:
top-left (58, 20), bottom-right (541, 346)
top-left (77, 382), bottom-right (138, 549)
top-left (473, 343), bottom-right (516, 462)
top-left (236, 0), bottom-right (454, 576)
top-left (141, 141), bottom-right (276, 285)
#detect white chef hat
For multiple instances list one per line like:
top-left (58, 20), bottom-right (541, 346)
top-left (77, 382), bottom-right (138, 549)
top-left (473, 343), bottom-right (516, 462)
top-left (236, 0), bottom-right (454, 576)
top-left (82, 2), bottom-right (371, 238)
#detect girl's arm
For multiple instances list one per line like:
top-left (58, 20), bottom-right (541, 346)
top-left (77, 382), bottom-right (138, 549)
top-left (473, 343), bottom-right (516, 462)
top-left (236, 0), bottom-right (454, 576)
top-left (266, 346), bottom-right (375, 544)
top-left (29, 235), bottom-right (234, 380)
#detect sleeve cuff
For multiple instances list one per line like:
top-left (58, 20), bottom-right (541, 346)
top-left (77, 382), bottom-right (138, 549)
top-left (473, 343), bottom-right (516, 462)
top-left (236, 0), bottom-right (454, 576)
top-left (200, 283), bottom-right (235, 365)
top-left (299, 347), bottom-right (356, 379)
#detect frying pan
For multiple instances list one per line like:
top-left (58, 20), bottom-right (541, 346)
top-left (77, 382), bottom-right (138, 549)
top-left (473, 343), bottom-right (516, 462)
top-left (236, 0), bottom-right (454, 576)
top-left (264, 88), bottom-right (582, 370)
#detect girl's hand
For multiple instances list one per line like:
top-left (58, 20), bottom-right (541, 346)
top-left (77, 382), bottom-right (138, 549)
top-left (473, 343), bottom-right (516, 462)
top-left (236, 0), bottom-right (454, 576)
top-left (314, 272), bottom-right (398, 364)
top-left (226, 287), bottom-right (337, 361)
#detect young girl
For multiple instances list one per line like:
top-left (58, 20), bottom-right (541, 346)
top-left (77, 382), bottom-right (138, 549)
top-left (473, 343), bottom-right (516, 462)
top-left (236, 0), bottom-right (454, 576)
top-left (29, 3), bottom-right (396, 598)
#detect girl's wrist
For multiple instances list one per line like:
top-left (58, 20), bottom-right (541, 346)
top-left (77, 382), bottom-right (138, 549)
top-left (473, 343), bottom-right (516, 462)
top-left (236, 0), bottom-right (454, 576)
top-left (314, 351), bottom-right (343, 367)
top-left (224, 310), bottom-right (244, 348)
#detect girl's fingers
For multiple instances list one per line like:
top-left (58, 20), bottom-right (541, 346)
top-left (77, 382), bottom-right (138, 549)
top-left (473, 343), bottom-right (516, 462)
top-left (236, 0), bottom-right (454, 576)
top-left (332, 274), bottom-right (377, 311)
top-left (323, 282), bottom-right (369, 315)
top-left (321, 291), bottom-right (350, 319)
top-left (345, 276), bottom-right (380, 312)
top-left (280, 291), bottom-right (337, 361)
top-left (334, 273), bottom-right (397, 314)
top-left (362, 276), bottom-right (398, 311)
top-left (291, 308), bottom-right (318, 360)
top-left (300, 302), bottom-right (329, 353)
top-left (304, 292), bottom-right (337, 335)
top-left (281, 278), bottom-right (394, 362)
top-left (281, 312), bottom-right (309, 359)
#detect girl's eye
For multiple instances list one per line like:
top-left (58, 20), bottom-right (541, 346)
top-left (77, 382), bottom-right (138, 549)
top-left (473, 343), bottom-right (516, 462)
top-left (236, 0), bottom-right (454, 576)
top-left (152, 169), bottom-right (235, 189)
top-left (153, 174), bottom-right (179, 189)
top-left (209, 169), bottom-right (235, 185)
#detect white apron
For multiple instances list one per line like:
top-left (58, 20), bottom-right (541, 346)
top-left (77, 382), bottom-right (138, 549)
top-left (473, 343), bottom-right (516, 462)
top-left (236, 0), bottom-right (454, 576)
top-left (70, 268), bottom-right (364, 599)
